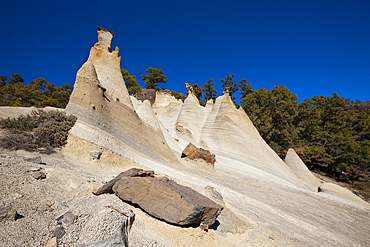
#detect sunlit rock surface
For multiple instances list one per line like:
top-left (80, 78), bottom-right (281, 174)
top-left (284, 148), bottom-right (321, 192)
top-left (62, 27), bottom-right (370, 246)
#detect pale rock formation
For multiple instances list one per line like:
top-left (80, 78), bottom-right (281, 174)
top-left (284, 148), bottom-right (321, 191)
top-left (65, 27), bottom-right (180, 168)
top-left (199, 93), bottom-right (304, 187)
top-left (86, 27), bottom-right (133, 110)
top-left (130, 95), bottom-right (141, 110)
top-left (319, 182), bottom-right (370, 209)
top-left (135, 100), bottom-right (161, 132)
top-left (58, 28), bottom-right (370, 246)
top-left (205, 99), bottom-right (214, 107)
top-left (156, 87), bottom-right (307, 189)
top-left (152, 91), bottom-right (183, 139)
top-left (174, 92), bottom-right (208, 148)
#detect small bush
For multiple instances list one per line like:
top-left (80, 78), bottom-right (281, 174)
top-left (0, 115), bottom-right (36, 131)
top-left (0, 110), bottom-right (77, 154)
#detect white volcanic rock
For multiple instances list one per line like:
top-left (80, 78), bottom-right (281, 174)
top-left (284, 148), bottom-right (321, 191)
top-left (152, 91), bottom-right (183, 140)
top-left (319, 182), bottom-right (370, 209)
top-left (130, 95), bottom-right (141, 110)
top-left (160, 89), bottom-right (307, 189)
top-left (135, 100), bottom-right (161, 132)
top-left (173, 88), bottom-right (212, 149)
top-left (59, 28), bottom-right (370, 246)
top-left (86, 27), bottom-right (133, 110)
top-left (65, 28), bottom-right (181, 168)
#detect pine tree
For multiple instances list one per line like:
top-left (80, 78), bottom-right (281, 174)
top-left (202, 78), bottom-right (217, 101)
top-left (141, 67), bottom-right (168, 89)
top-left (121, 68), bottom-right (142, 95)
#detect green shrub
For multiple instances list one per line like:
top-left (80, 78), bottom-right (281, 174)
top-left (0, 115), bottom-right (36, 131)
top-left (0, 109), bottom-right (77, 154)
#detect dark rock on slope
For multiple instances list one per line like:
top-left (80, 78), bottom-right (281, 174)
top-left (94, 168), bottom-right (223, 230)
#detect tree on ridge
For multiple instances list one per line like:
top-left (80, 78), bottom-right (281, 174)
top-left (190, 83), bottom-right (206, 106)
top-left (141, 67), bottom-right (168, 89)
top-left (221, 74), bottom-right (238, 104)
top-left (121, 68), bottom-right (142, 95)
top-left (202, 78), bottom-right (217, 102)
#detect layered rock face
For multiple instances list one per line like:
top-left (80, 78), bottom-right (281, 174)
top-left (153, 87), bottom-right (307, 189)
top-left (87, 27), bottom-right (133, 109)
top-left (65, 28), bottom-right (180, 167)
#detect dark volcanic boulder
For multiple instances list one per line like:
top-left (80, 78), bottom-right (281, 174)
top-left (112, 176), bottom-right (222, 230)
top-left (181, 143), bottom-right (216, 166)
top-left (93, 168), bottom-right (154, 195)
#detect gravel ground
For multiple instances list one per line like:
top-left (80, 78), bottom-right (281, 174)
top-left (0, 149), bottom-right (170, 247)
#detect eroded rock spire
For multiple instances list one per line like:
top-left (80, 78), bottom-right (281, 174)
top-left (85, 27), bottom-right (133, 109)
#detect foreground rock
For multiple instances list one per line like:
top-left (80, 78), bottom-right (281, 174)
top-left (95, 168), bottom-right (223, 230)
top-left (79, 210), bottom-right (135, 247)
top-left (93, 168), bottom-right (154, 195)
top-left (112, 176), bottom-right (222, 230)
top-left (181, 143), bottom-right (216, 166)
top-left (23, 154), bottom-right (42, 163)
top-left (0, 206), bottom-right (17, 221)
top-left (31, 170), bottom-right (46, 180)
top-left (205, 186), bottom-right (251, 236)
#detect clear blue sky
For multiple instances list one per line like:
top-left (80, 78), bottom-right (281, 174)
top-left (1, 0), bottom-right (369, 103)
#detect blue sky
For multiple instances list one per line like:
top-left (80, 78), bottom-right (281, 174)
top-left (1, 0), bottom-right (369, 103)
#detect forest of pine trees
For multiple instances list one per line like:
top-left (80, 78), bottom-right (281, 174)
top-left (0, 73), bottom-right (72, 108)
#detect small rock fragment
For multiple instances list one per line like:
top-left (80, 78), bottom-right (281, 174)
top-left (53, 226), bottom-right (65, 239)
top-left (56, 211), bottom-right (76, 226)
top-left (23, 155), bottom-right (42, 163)
top-left (0, 206), bottom-right (17, 221)
top-left (79, 210), bottom-right (135, 247)
top-left (31, 171), bottom-right (46, 180)
top-left (89, 152), bottom-right (102, 159)
top-left (44, 237), bottom-right (57, 247)
top-left (205, 186), bottom-right (225, 206)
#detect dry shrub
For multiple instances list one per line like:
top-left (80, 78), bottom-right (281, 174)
top-left (0, 110), bottom-right (77, 154)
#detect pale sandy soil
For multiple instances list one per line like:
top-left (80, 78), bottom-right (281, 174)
top-left (0, 148), bottom-right (263, 247)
